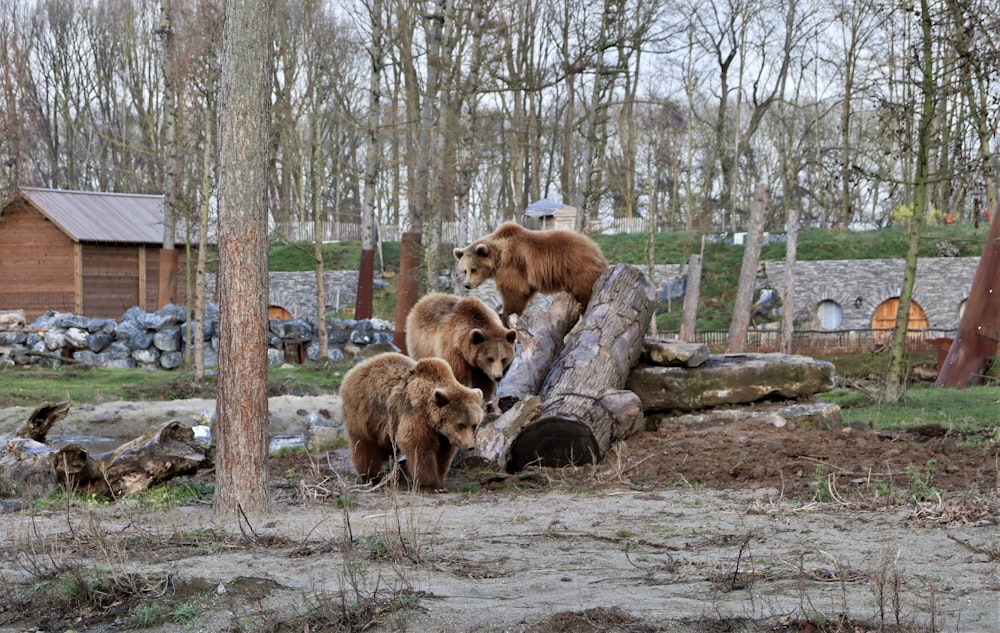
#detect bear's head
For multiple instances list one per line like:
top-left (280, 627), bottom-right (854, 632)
top-left (413, 358), bottom-right (484, 451)
top-left (469, 328), bottom-right (517, 384)
top-left (432, 387), bottom-right (484, 451)
top-left (454, 242), bottom-right (496, 290)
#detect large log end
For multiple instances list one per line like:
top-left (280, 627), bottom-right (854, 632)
top-left (509, 416), bottom-right (600, 471)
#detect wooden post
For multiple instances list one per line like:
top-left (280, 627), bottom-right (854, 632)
top-left (506, 264), bottom-right (656, 470)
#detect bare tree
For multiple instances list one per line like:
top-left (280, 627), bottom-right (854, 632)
top-left (214, 0), bottom-right (275, 520)
top-left (883, 0), bottom-right (935, 403)
top-left (157, 0), bottom-right (182, 308)
top-left (355, 0), bottom-right (385, 319)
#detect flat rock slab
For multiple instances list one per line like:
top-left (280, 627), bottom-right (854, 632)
top-left (627, 352), bottom-right (836, 412)
top-left (646, 400), bottom-right (843, 431)
top-left (641, 338), bottom-right (710, 368)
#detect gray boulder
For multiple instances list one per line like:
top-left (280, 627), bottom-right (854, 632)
top-left (627, 352), bottom-right (836, 412)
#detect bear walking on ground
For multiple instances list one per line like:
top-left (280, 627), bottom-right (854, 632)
top-left (406, 292), bottom-right (516, 404)
top-left (340, 352), bottom-right (484, 492)
top-left (454, 221), bottom-right (608, 325)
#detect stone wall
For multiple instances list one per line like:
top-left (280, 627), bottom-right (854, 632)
top-left (259, 257), bottom-right (979, 332)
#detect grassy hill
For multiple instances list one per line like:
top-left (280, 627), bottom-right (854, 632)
top-left (265, 223), bottom-right (989, 331)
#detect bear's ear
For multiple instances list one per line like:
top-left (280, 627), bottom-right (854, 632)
top-left (472, 388), bottom-right (483, 403)
top-left (470, 328), bottom-right (487, 345)
top-left (433, 389), bottom-right (451, 407)
top-left (474, 243), bottom-right (490, 257)
top-left (505, 329), bottom-right (517, 343)
top-left (453, 247), bottom-right (464, 260)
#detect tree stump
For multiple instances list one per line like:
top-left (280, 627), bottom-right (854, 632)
top-left (506, 264), bottom-right (656, 470)
top-left (496, 294), bottom-right (580, 412)
top-left (14, 401), bottom-right (72, 442)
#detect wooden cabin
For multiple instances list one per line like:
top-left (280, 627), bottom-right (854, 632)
top-left (0, 187), bottom-right (191, 321)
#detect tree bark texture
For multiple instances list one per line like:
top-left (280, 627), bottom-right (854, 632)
top-left (14, 401), bottom-right (71, 442)
top-left (678, 254), bottom-right (701, 342)
top-left (506, 264), bottom-right (656, 470)
top-left (935, 208), bottom-right (1000, 387)
top-left (393, 231), bottom-right (422, 354)
top-left (215, 0), bottom-right (274, 519)
top-left (726, 184), bottom-right (769, 353)
top-left (495, 293), bottom-right (580, 412)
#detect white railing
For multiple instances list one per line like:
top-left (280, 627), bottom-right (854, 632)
top-left (269, 217), bottom-right (663, 243)
top-left (271, 220), bottom-right (498, 245)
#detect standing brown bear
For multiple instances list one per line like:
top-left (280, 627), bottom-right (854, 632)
top-left (340, 352), bottom-right (483, 492)
top-left (454, 222), bottom-right (608, 325)
top-left (406, 292), bottom-right (516, 404)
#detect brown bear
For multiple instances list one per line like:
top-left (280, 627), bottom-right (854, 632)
top-left (454, 221), bottom-right (608, 325)
top-left (406, 292), bottom-right (516, 404)
top-left (340, 352), bottom-right (484, 492)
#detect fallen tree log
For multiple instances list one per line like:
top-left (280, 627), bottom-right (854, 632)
top-left (2, 417), bottom-right (211, 499)
top-left (503, 264), bottom-right (656, 470)
top-left (496, 294), bottom-right (580, 412)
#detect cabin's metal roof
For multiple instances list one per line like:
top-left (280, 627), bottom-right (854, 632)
top-left (13, 187), bottom-right (183, 245)
top-left (525, 199), bottom-right (571, 218)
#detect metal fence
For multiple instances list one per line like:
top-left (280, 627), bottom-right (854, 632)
top-left (661, 328), bottom-right (957, 355)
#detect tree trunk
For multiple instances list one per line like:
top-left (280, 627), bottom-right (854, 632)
top-left (193, 108), bottom-right (213, 379)
top-left (935, 208), bottom-right (1000, 387)
top-left (503, 264), bottom-right (656, 471)
top-left (157, 0), bottom-right (182, 308)
top-left (726, 184), bottom-right (769, 353)
top-left (496, 293), bottom-right (581, 412)
top-left (679, 253), bottom-right (702, 342)
top-left (393, 231), bottom-right (422, 354)
top-left (214, 0), bottom-right (274, 519)
top-left (356, 0), bottom-right (383, 320)
top-left (781, 182), bottom-right (799, 354)
top-left (884, 0), bottom-right (933, 403)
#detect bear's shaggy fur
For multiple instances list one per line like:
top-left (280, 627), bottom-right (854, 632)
top-left (405, 292), bottom-right (517, 403)
top-left (340, 352), bottom-right (484, 491)
top-left (454, 222), bottom-right (608, 324)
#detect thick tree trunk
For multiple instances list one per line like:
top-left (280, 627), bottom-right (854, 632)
top-left (505, 264), bottom-right (656, 470)
top-left (393, 232), bottom-right (423, 354)
top-left (215, 0), bottom-right (274, 519)
top-left (935, 208), bottom-right (1000, 387)
top-left (495, 293), bottom-right (580, 412)
top-left (726, 184), bottom-right (769, 353)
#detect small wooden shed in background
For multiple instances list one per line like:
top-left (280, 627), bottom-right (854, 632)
top-left (0, 187), bottom-right (191, 321)
top-left (524, 199), bottom-right (578, 231)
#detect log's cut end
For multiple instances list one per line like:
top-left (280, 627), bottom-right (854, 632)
top-left (509, 416), bottom-right (600, 471)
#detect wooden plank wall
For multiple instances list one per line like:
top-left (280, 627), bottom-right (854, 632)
top-left (0, 202), bottom-right (77, 319)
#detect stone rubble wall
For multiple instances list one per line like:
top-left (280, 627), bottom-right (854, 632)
top-left (0, 303), bottom-right (396, 370)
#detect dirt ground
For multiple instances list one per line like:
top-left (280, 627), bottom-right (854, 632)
top-left (0, 397), bottom-right (997, 633)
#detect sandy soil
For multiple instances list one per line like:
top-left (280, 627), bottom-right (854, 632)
top-left (0, 397), bottom-right (997, 633)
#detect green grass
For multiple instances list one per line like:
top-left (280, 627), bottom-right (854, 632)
top-left (818, 384), bottom-right (1000, 431)
top-left (0, 362), bottom-right (351, 408)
